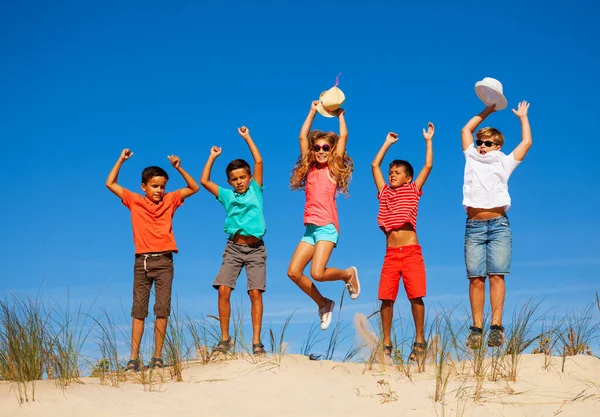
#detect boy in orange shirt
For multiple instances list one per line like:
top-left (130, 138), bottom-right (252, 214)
top-left (106, 149), bottom-right (199, 371)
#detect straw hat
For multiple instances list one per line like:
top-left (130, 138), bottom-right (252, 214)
top-left (475, 77), bottom-right (507, 111)
top-left (316, 86), bottom-right (346, 118)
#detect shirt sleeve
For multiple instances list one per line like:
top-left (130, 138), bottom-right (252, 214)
top-left (166, 190), bottom-right (184, 211)
top-left (250, 179), bottom-right (263, 194)
top-left (503, 152), bottom-right (521, 176)
top-left (411, 182), bottom-right (423, 196)
top-left (217, 186), bottom-right (233, 208)
top-left (464, 146), bottom-right (476, 159)
top-left (121, 188), bottom-right (136, 209)
top-left (377, 184), bottom-right (389, 200)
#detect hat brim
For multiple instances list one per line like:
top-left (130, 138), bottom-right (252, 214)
top-left (316, 102), bottom-right (337, 118)
top-left (475, 83), bottom-right (507, 111)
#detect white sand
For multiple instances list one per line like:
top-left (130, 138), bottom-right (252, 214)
top-left (1, 353), bottom-right (599, 417)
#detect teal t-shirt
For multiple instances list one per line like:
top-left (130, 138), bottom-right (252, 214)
top-left (217, 179), bottom-right (266, 239)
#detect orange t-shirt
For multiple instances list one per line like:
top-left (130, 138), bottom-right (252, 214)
top-left (122, 189), bottom-right (183, 254)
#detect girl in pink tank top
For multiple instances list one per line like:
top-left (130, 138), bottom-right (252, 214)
top-left (287, 100), bottom-right (361, 332)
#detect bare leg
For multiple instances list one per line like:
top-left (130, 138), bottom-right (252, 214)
top-left (310, 241), bottom-right (354, 284)
top-left (217, 286), bottom-right (232, 340)
top-left (489, 275), bottom-right (505, 326)
top-left (131, 317), bottom-right (145, 360)
top-left (469, 277), bottom-right (486, 328)
top-left (287, 242), bottom-right (328, 308)
top-left (381, 300), bottom-right (394, 346)
top-left (153, 316), bottom-right (167, 358)
top-left (410, 297), bottom-right (425, 343)
top-left (249, 290), bottom-right (263, 344)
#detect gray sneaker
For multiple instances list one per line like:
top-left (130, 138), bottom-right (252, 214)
top-left (466, 326), bottom-right (483, 350)
top-left (488, 325), bottom-right (506, 347)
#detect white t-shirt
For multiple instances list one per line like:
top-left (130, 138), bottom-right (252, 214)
top-left (462, 146), bottom-right (520, 212)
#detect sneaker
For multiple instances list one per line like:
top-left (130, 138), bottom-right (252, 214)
top-left (488, 325), bottom-right (506, 347)
top-left (346, 266), bottom-right (360, 300)
top-left (318, 299), bottom-right (335, 330)
top-left (466, 326), bottom-right (483, 350)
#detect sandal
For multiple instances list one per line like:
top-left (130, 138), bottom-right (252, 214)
top-left (252, 343), bottom-right (266, 356)
top-left (213, 338), bottom-right (232, 354)
top-left (383, 344), bottom-right (393, 357)
top-left (408, 341), bottom-right (427, 362)
top-left (126, 359), bottom-right (140, 372)
top-left (148, 357), bottom-right (164, 369)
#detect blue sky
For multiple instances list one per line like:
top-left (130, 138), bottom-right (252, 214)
top-left (2, 1), bottom-right (599, 357)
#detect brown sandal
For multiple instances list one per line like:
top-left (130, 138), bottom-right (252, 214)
top-left (408, 341), bottom-right (427, 361)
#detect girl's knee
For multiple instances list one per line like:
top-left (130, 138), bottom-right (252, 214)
top-left (287, 268), bottom-right (301, 282)
top-left (310, 268), bottom-right (326, 282)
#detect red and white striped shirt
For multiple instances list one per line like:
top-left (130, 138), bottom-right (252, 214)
top-left (377, 183), bottom-right (422, 233)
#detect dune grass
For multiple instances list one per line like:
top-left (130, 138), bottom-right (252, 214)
top-left (0, 289), bottom-right (598, 408)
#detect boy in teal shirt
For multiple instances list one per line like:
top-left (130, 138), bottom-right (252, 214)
top-left (200, 126), bottom-right (267, 355)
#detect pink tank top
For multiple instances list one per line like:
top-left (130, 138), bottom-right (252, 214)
top-left (304, 166), bottom-right (339, 231)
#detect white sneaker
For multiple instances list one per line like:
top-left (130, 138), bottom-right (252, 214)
top-left (346, 266), bottom-right (360, 300)
top-left (319, 299), bottom-right (335, 330)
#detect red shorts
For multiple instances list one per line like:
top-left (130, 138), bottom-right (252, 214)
top-left (378, 245), bottom-right (426, 301)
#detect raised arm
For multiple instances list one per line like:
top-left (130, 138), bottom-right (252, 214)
top-left (334, 108), bottom-right (348, 158)
top-left (510, 101), bottom-right (532, 161)
top-left (238, 126), bottom-right (263, 186)
top-left (105, 149), bottom-right (133, 199)
top-left (461, 105), bottom-right (496, 151)
top-left (414, 122), bottom-right (435, 191)
top-left (371, 132), bottom-right (398, 193)
top-left (299, 101), bottom-right (319, 159)
top-left (200, 146), bottom-right (222, 197)
top-left (167, 155), bottom-right (200, 200)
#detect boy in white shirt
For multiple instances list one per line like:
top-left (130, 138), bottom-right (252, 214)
top-left (461, 101), bottom-right (532, 348)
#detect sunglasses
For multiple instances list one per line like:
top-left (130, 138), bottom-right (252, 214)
top-left (313, 144), bottom-right (331, 152)
top-left (475, 139), bottom-right (498, 147)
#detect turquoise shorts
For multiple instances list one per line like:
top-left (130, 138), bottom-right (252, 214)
top-left (301, 223), bottom-right (339, 246)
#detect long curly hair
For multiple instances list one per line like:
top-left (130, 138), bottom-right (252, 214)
top-left (290, 130), bottom-right (354, 195)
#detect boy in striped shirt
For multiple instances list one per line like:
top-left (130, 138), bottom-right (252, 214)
top-left (371, 123), bottom-right (434, 362)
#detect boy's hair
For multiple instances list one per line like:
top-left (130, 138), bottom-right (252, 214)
top-left (141, 166), bottom-right (169, 184)
top-left (389, 160), bottom-right (414, 179)
top-left (476, 127), bottom-right (505, 146)
top-left (290, 130), bottom-right (354, 195)
top-left (226, 159), bottom-right (252, 178)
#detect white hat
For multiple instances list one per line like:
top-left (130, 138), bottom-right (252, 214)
top-left (316, 86), bottom-right (346, 118)
top-left (475, 77), bottom-right (507, 111)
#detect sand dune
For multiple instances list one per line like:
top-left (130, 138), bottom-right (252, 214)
top-left (1, 352), bottom-right (599, 417)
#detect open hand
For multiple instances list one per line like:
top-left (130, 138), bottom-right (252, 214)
top-left (167, 155), bottom-right (181, 169)
top-left (423, 122), bottom-right (435, 141)
top-left (237, 126), bottom-right (251, 140)
top-left (385, 132), bottom-right (399, 144)
top-left (310, 100), bottom-right (319, 113)
top-left (210, 146), bottom-right (222, 157)
top-left (512, 101), bottom-right (530, 118)
top-left (119, 149), bottom-right (134, 161)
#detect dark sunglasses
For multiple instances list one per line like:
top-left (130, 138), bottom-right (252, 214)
top-left (476, 139), bottom-right (498, 147)
top-left (313, 144), bottom-right (331, 152)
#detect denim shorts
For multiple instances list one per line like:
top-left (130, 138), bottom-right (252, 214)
top-left (301, 223), bottom-right (339, 246)
top-left (464, 215), bottom-right (512, 278)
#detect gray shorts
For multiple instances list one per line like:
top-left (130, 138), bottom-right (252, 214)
top-left (213, 240), bottom-right (267, 292)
